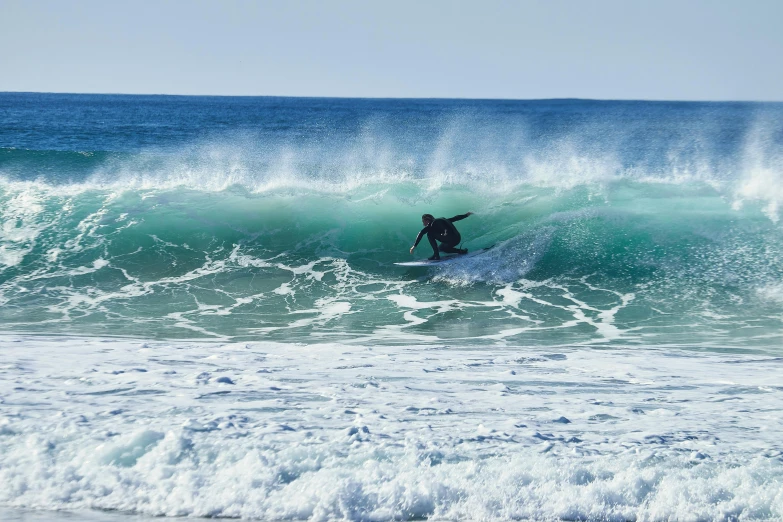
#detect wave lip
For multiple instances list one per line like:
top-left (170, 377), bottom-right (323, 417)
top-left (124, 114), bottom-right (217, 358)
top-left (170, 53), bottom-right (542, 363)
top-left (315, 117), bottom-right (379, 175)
top-left (2, 98), bottom-right (782, 202)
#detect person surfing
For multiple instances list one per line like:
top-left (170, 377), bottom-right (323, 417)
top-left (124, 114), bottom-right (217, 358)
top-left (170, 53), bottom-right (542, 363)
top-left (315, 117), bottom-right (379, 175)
top-left (409, 212), bottom-right (473, 261)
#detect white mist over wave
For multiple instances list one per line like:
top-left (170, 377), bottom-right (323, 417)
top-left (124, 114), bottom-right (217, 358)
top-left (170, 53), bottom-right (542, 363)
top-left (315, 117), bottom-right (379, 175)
top-left (733, 118), bottom-right (783, 223)
top-left (2, 105), bottom-right (782, 208)
top-left (1, 335), bottom-right (782, 521)
top-left (2, 125), bottom-right (781, 228)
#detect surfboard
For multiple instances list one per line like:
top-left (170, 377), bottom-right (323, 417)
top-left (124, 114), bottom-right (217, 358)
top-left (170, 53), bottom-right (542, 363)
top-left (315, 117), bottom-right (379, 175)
top-left (394, 247), bottom-right (492, 267)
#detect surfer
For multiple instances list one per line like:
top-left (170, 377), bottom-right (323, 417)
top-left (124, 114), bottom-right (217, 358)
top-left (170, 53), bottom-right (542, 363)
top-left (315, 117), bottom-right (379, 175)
top-left (410, 212), bottom-right (473, 260)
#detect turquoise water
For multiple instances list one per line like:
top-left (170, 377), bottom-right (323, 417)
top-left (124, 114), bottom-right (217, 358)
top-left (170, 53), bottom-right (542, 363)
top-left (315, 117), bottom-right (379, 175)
top-left (1, 94), bottom-right (782, 348)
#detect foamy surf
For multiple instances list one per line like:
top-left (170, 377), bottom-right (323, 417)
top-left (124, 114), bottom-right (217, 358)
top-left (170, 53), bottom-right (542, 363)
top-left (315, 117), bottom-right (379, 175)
top-left (1, 334), bottom-right (782, 521)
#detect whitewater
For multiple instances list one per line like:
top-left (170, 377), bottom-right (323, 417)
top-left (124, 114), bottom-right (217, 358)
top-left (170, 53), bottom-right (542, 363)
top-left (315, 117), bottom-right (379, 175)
top-left (1, 93), bottom-right (782, 521)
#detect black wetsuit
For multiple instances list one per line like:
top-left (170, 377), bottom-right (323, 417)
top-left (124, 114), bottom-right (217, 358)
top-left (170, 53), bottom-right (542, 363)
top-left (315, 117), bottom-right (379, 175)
top-left (414, 214), bottom-right (470, 257)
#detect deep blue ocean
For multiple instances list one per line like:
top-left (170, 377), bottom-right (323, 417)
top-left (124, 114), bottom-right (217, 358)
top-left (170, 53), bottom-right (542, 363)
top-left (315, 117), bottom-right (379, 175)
top-left (1, 93), bottom-right (783, 521)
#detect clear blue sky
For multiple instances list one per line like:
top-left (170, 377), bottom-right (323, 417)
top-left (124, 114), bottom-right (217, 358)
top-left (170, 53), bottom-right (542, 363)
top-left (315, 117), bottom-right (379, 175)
top-left (2, 0), bottom-right (782, 100)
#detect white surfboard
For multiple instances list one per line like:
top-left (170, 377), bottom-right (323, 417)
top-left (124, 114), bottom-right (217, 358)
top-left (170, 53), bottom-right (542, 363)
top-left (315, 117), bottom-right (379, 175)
top-left (394, 247), bottom-right (492, 267)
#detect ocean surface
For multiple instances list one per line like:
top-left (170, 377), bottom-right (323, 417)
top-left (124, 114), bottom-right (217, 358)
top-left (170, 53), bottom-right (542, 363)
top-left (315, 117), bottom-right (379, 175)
top-left (1, 93), bottom-right (782, 521)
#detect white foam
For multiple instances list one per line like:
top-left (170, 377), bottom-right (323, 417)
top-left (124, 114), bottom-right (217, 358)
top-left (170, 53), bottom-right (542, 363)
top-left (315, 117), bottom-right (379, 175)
top-left (0, 187), bottom-right (48, 267)
top-left (758, 283), bottom-right (783, 304)
top-left (1, 335), bottom-right (781, 520)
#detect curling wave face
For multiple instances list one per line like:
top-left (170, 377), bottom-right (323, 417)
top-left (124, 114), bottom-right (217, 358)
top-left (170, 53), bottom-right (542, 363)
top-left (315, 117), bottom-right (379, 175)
top-left (0, 94), bottom-right (782, 349)
top-left (0, 175), bottom-right (781, 349)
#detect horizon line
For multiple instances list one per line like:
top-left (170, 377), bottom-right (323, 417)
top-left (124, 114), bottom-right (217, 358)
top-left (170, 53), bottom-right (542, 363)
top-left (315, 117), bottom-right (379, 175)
top-left (1, 90), bottom-right (781, 104)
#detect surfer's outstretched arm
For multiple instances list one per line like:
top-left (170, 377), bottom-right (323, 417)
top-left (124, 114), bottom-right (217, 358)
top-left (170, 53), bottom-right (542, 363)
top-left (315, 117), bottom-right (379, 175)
top-left (410, 227), bottom-right (428, 254)
top-left (448, 212), bottom-right (473, 223)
